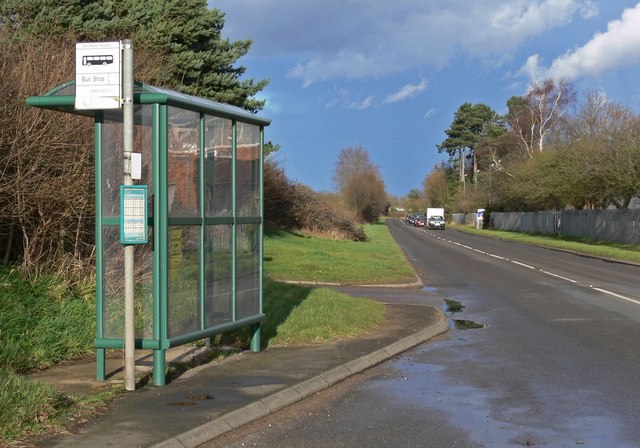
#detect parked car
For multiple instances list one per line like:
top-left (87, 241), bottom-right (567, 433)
top-left (427, 215), bottom-right (446, 230)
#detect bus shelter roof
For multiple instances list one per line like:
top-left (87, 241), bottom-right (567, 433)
top-left (26, 80), bottom-right (271, 127)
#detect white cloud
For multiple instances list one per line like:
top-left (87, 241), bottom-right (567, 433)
top-left (522, 3), bottom-right (640, 81)
top-left (383, 79), bottom-right (428, 104)
top-left (424, 108), bottom-right (438, 119)
top-left (213, 0), bottom-right (595, 86)
top-left (322, 78), bottom-right (427, 110)
top-left (348, 96), bottom-right (376, 110)
top-left (256, 92), bottom-right (281, 114)
top-left (487, 0), bottom-right (578, 43)
top-left (288, 51), bottom-right (383, 87)
top-left (323, 87), bottom-right (375, 110)
top-left (520, 54), bottom-right (544, 80)
top-left (580, 0), bottom-right (599, 19)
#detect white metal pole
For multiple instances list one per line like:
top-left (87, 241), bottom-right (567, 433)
top-left (122, 39), bottom-right (136, 391)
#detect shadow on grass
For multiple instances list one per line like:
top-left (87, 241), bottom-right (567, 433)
top-left (218, 277), bottom-right (312, 350)
top-left (264, 226), bottom-right (308, 239)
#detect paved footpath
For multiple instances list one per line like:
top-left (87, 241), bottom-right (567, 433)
top-left (33, 303), bottom-right (448, 448)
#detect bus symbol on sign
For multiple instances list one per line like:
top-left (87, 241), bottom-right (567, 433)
top-left (82, 55), bottom-right (114, 66)
top-left (75, 41), bottom-right (121, 110)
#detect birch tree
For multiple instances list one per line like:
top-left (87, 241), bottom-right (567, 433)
top-left (508, 78), bottom-right (576, 158)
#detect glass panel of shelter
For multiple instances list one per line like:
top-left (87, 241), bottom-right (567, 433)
top-left (235, 122), bottom-right (261, 319)
top-left (167, 107), bottom-right (201, 337)
top-left (204, 115), bottom-right (234, 325)
top-left (101, 111), bottom-right (154, 340)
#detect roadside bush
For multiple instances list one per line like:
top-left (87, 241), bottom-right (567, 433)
top-left (264, 158), bottom-right (367, 241)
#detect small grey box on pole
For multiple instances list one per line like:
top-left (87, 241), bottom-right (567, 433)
top-left (122, 39), bottom-right (136, 391)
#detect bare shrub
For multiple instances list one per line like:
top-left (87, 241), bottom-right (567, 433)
top-left (333, 146), bottom-right (387, 223)
top-left (0, 31), bottom-right (96, 280)
top-left (342, 170), bottom-right (387, 223)
top-left (0, 30), bottom-right (172, 281)
top-left (264, 158), bottom-right (366, 241)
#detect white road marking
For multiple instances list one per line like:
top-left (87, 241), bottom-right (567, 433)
top-left (426, 230), bottom-right (639, 307)
top-left (591, 287), bottom-right (640, 305)
top-left (541, 270), bottom-right (578, 283)
top-left (511, 260), bottom-right (535, 270)
top-left (554, 318), bottom-right (589, 322)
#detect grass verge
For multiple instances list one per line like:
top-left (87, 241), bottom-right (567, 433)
top-left (0, 268), bottom-right (101, 445)
top-left (452, 224), bottom-right (640, 263)
top-left (0, 369), bottom-right (122, 444)
top-left (264, 222), bottom-right (417, 284)
top-left (261, 277), bottom-right (385, 346)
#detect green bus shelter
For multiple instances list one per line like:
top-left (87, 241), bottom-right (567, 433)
top-left (27, 81), bottom-right (271, 386)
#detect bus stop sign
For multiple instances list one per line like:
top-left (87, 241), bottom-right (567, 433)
top-left (75, 41), bottom-right (122, 110)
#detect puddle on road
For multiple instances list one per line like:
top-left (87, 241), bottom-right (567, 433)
top-left (444, 299), bottom-right (465, 313)
top-left (453, 319), bottom-right (485, 330)
top-left (443, 299), bottom-right (485, 330)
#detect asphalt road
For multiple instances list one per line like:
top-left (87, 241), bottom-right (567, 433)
top-left (207, 220), bottom-right (640, 447)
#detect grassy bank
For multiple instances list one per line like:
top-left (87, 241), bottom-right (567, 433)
top-left (0, 269), bottom-right (108, 444)
top-left (264, 222), bottom-right (417, 284)
top-left (0, 269), bottom-right (95, 374)
top-left (452, 224), bottom-right (640, 264)
top-left (1, 220), bottom-right (409, 445)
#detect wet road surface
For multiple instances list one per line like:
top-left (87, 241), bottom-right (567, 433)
top-left (206, 220), bottom-right (640, 447)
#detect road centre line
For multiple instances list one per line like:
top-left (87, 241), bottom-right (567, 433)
top-left (541, 270), bottom-right (578, 283)
top-left (591, 287), bottom-right (640, 305)
top-left (512, 260), bottom-right (535, 269)
top-left (421, 228), bottom-right (639, 306)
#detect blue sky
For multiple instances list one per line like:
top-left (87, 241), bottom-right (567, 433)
top-left (209, 0), bottom-right (640, 197)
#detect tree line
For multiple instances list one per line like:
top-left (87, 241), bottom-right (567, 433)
top-left (423, 78), bottom-right (640, 214)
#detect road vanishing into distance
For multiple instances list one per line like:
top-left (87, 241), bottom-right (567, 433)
top-left (208, 219), bottom-right (640, 447)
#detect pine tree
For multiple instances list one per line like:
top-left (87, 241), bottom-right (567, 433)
top-left (1, 0), bottom-right (268, 111)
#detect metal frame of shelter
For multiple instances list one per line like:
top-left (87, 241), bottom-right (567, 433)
top-left (27, 81), bottom-right (271, 386)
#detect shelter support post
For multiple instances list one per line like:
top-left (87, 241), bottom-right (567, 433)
top-left (250, 323), bottom-right (261, 353)
top-left (153, 349), bottom-right (166, 386)
top-left (96, 348), bottom-right (106, 381)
